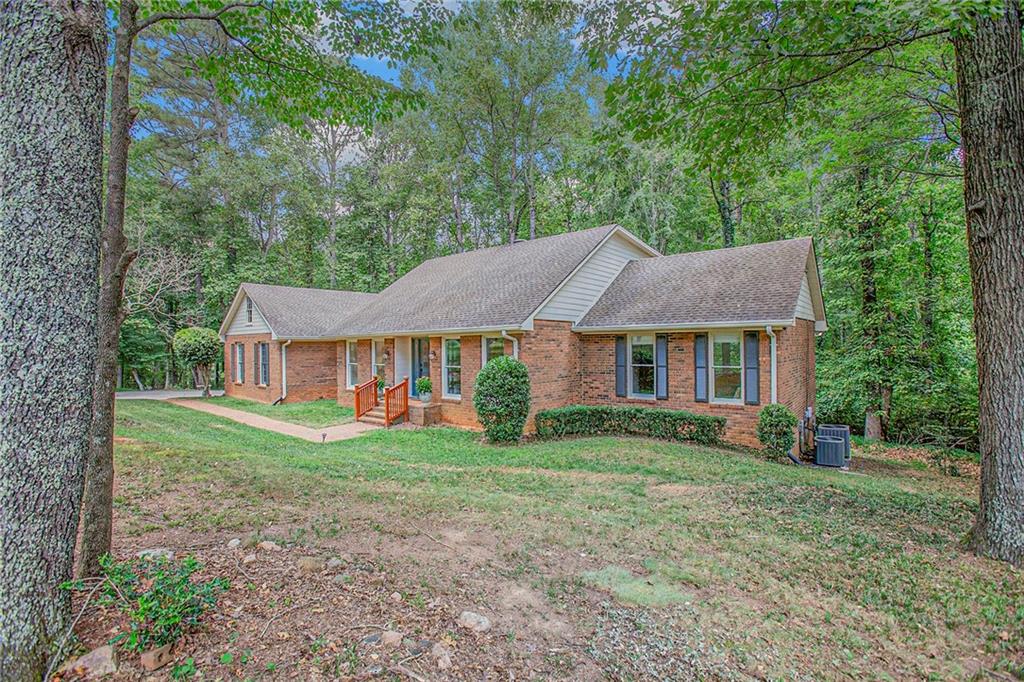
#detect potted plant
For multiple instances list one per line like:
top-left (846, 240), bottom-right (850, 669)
top-left (377, 375), bottom-right (386, 398)
top-left (415, 376), bottom-right (432, 403)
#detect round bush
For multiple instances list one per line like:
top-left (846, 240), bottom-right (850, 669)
top-left (473, 356), bottom-right (531, 443)
top-left (756, 404), bottom-right (799, 461)
top-left (173, 327), bottom-right (221, 396)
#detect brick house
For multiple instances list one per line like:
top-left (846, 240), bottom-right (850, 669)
top-left (218, 225), bottom-right (826, 446)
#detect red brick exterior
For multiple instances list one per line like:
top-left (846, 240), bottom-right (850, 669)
top-left (578, 331), bottom-right (774, 447)
top-left (321, 321), bottom-right (816, 447)
top-left (224, 336), bottom-right (336, 404)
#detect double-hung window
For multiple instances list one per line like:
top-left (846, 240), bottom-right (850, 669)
top-left (443, 338), bottom-right (461, 398)
top-left (482, 336), bottom-right (505, 365)
top-left (235, 343), bottom-right (245, 383)
top-left (629, 335), bottom-right (656, 398)
top-left (245, 297), bottom-right (253, 324)
top-left (346, 341), bottom-right (359, 388)
top-left (711, 333), bottom-right (743, 402)
top-left (258, 343), bottom-right (270, 386)
top-left (372, 339), bottom-right (385, 382)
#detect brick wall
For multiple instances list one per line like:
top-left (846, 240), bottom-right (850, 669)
top-left (578, 331), bottom-right (774, 447)
top-left (777, 319), bottom-right (816, 421)
top-left (224, 333), bottom-right (278, 404)
top-left (519, 321), bottom-right (580, 431)
top-left (283, 341), bottom-right (337, 403)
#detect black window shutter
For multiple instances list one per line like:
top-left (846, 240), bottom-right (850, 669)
top-left (231, 344), bottom-right (236, 382)
top-left (614, 336), bottom-right (627, 397)
top-left (655, 334), bottom-right (668, 400)
top-left (744, 331), bottom-right (760, 405)
top-left (240, 344), bottom-right (245, 384)
top-left (694, 334), bottom-right (708, 402)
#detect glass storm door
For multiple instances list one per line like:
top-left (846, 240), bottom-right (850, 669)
top-left (411, 338), bottom-right (430, 396)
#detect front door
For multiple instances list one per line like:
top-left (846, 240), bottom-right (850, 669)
top-left (411, 338), bottom-right (430, 396)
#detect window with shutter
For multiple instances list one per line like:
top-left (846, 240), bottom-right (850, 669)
top-left (744, 332), bottom-right (760, 405)
top-left (694, 334), bottom-right (708, 402)
top-left (614, 336), bottom-right (627, 397)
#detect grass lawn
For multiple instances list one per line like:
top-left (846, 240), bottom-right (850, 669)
top-left (102, 400), bottom-right (1022, 680)
top-left (198, 395), bottom-right (354, 427)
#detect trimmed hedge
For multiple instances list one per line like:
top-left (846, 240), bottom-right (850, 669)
top-left (756, 404), bottom-right (798, 461)
top-left (535, 405), bottom-right (726, 446)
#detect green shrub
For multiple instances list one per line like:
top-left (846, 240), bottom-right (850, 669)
top-left (173, 327), bottom-right (221, 396)
top-left (473, 355), bottom-right (531, 442)
top-left (756, 404), bottom-right (798, 460)
top-left (64, 554), bottom-right (228, 652)
top-left (415, 376), bottom-right (432, 395)
top-left (535, 405), bottom-right (726, 445)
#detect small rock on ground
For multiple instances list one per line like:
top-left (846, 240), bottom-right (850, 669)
top-left (140, 643), bottom-right (173, 671)
top-left (457, 610), bottom-right (491, 633)
top-left (325, 557), bottom-right (346, 570)
top-left (431, 642), bottom-right (452, 670)
top-left (227, 538), bottom-right (241, 549)
top-left (242, 554), bottom-right (257, 565)
top-left (381, 630), bottom-right (403, 647)
top-left (62, 645), bottom-right (118, 677)
top-left (136, 548), bottom-right (174, 561)
top-left (257, 540), bottom-right (282, 552)
top-left (389, 591), bottom-right (402, 602)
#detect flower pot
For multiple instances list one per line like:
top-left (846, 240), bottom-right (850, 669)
top-left (419, 391), bottom-right (432, 403)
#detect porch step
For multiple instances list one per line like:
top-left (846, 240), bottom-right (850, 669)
top-left (359, 406), bottom-right (387, 425)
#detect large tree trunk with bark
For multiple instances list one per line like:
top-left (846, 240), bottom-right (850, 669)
top-left (0, 2), bottom-right (106, 677)
top-left (77, 0), bottom-right (139, 579)
top-left (953, 3), bottom-right (1024, 566)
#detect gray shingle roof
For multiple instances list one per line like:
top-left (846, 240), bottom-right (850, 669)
top-left (576, 237), bottom-right (813, 329)
top-left (330, 225), bottom-right (618, 336)
top-left (241, 283), bottom-right (377, 338)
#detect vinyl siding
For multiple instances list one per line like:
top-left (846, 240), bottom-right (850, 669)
top-left (536, 232), bottom-right (651, 322)
top-left (226, 297), bottom-right (272, 335)
top-left (795, 274), bottom-right (815, 320)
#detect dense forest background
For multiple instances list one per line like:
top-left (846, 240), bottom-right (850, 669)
top-left (119, 4), bottom-right (976, 450)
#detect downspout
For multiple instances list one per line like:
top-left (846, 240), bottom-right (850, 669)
top-left (275, 339), bottom-right (292, 405)
top-left (501, 330), bottom-right (519, 359)
top-left (764, 326), bottom-right (777, 404)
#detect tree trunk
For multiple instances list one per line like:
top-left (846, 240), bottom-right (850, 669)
top-left (855, 166), bottom-right (890, 441)
top-left (77, 0), bottom-right (139, 579)
top-left (953, 3), bottom-right (1024, 566)
top-left (0, 2), bottom-right (106, 678)
top-left (711, 175), bottom-right (735, 248)
top-left (131, 369), bottom-right (145, 392)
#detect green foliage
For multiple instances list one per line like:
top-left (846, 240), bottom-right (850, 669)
top-left (64, 554), bottom-right (227, 652)
top-left (473, 356), bottom-right (531, 443)
top-left (172, 327), bottom-right (221, 368)
top-left (756, 405), bottom-right (799, 461)
top-left (535, 405), bottom-right (725, 446)
top-left (415, 376), bottom-right (432, 395)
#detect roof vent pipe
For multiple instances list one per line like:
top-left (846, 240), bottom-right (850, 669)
top-left (500, 330), bottom-right (519, 359)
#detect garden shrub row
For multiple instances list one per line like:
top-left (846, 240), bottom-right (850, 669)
top-left (534, 405), bottom-right (726, 446)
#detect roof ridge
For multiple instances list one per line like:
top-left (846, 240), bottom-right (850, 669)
top-left (242, 282), bottom-right (376, 295)
top-left (635, 236), bottom-right (812, 265)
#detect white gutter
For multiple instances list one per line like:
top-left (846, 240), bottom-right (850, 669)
top-left (573, 319), bottom-right (796, 334)
top-left (279, 339), bottom-right (292, 402)
top-left (765, 326), bottom-right (777, 404)
top-left (501, 329), bottom-right (519, 359)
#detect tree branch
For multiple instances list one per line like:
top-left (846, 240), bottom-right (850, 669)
top-left (135, 2), bottom-right (265, 33)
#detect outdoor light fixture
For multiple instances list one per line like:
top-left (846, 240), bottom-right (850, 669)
top-left (382, 350), bottom-right (390, 361)
top-left (429, 350), bottom-right (437, 360)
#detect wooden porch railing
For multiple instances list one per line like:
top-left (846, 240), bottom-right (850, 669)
top-left (354, 376), bottom-right (378, 419)
top-left (384, 377), bottom-right (409, 427)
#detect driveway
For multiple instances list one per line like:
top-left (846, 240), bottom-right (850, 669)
top-left (115, 389), bottom-right (224, 400)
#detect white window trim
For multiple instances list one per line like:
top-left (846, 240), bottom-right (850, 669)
top-left (235, 343), bottom-right (245, 384)
top-left (481, 336), bottom-right (505, 366)
top-left (442, 337), bottom-right (461, 399)
top-left (627, 334), bottom-right (657, 400)
top-left (345, 340), bottom-right (358, 389)
top-left (709, 331), bottom-right (744, 405)
top-left (372, 339), bottom-right (386, 382)
top-left (258, 343), bottom-right (269, 386)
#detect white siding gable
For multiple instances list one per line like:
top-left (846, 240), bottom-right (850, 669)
top-left (536, 231), bottom-right (652, 322)
top-left (226, 296), bottom-right (272, 335)
top-left (795, 273), bottom-right (815, 320)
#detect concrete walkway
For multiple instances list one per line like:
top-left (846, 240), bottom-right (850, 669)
top-left (167, 399), bottom-right (379, 443)
top-left (116, 389), bottom-right (224, 400)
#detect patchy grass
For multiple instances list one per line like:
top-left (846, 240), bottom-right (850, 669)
top-left (103, 400), bottom-right (1023, 681)
top-left (197, 396), bottom-right (354, 427)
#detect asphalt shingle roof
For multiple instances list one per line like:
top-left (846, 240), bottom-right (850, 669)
top-left (576, 237), bottom-right (813, 329)
top-left (330, 225), bottom-right (618, 336)
top-left (240, 283), bottom-right (377, 339)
